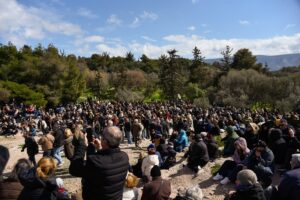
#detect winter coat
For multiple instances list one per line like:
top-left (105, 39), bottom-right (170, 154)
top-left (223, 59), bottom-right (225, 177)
top-left (243, 147), bottom-right (274, 170)
top-left (141, 155), bottom-right (160, 178)
top-left (233, 137), bottom-right (250, 164)
top-left (223, 131), bottom-right (239, 156)
top-left (176, 130), bottom-right (189, 147)
top-left (269, 129), bottom-right (287, 165)
top-left (38, 133), bottom-right (55, 151)
top-left (63, 136), bottom-right (74, 160)
top-left (225, 183), bottom-right (266, 200)
top-left (132, 123), bottom-right (142, 138)
top-left (69, 138), bottom-right (129, 200)
top-left (141, 177), bottom-right (171, 200)
top-left (17, 168), bottom-right (59, 200)
top-left (0, 179), bottom-right (23, 200)
top-left (277, 168), bottom-right (300, 200)
top-left (187, 140), bottom-right (209, 167)
top-left (22, 137), bottom-right (39, 156)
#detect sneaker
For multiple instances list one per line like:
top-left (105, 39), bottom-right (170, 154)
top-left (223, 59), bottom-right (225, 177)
top-left (213, 173), bottom-right (224, 181)
top-left (220, 177), bottom-right (230, 185)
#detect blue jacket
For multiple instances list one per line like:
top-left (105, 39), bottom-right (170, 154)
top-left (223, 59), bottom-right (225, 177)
top-left (176, 130), bottom-right (189, 147)
top-left (277, 168), bottom-right (300, 200)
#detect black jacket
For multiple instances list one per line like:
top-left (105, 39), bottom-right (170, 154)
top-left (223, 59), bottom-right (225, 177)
top-left (187, 140), bottom-right (209, 167)
top-left (53, 129), bottom-right (64, 148)
top-left (277, 168), bottom-right (300, 200)
top-left (69, 139), bottom-right (129, 200)
top-left (22, 137), bottom-right (38, 156)
top-left (17, 168), bottom-right (58, 200)
top-left (225, 183), bottom-right (266, 200)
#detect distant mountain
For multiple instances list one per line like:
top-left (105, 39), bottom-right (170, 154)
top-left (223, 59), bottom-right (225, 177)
top-left (205, 53), bottom-right (300, 71)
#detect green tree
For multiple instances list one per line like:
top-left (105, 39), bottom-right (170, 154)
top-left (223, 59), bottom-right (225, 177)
top-left (221, 45), bottom-right (233, 71)
top-left (159, 49), bottom-right (186, 99)
top-left (231, 48), bottom-right (257, 70)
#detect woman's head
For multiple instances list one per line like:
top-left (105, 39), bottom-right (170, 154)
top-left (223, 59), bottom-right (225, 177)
top-left (125, 172), bottom-right (139, 188)
top-left (36, 157), bottom-right (57, 179)
top-left (64, 128), bottom-right (73, 138)
top-left (234, 137), bottom-right (248, 151)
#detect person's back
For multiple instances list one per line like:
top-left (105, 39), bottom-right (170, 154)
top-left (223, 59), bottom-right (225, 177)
top-left (69, 126), bottom-right (129, 200)
top-left (277, 154), bottom-right (300, 200)
top-left (141, 166), bottom-right (171, 200)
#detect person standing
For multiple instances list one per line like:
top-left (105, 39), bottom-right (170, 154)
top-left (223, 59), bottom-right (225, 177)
top-left (21, 133), bottom-right (39, 166)
top-left (38, 131), bottom-right (55, 157)
top-left (52, 128), bottom-right (64, 167)
top-left (69, 126), bottom-right (129, 200)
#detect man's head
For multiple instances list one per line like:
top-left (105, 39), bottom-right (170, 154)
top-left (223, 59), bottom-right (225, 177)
top-left (236, 169), bottom-right (258, 186)
top-left (255, 140), bottom-right (267, 153)
top-left (150, 165), bottom-right (161, 178)
top-left (101, 126), bottom-right (122, 149)
top-left (290, 154), bottom-right (300, 169)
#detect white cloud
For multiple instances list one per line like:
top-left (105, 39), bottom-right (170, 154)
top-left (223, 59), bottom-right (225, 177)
top-left (285, 24), bottom-right (296, 29)
top-left (188, 26), bottom-right (196, 31)
top-left (140, 11), bottom-right (158, 21)
top-left (130, 11), bottom-right (159, 28)
top-left (74, 35), bottom-right (104, 46)
top-left (0, 0), bottom-right (83, 46)
top-left (88, 33), bottom-right (300, 59)
top-left (78, 8), bottom-right (97, 19)
top-left (192, 0), bottom-right (199, 4)
top-left (107, 14), bottom-right (122, 26)
top-left (239, 20), bottom-right (250, 25)
top-left (130, 17), bottom-right (140, 28)
top-left (96, 44), bottom-right (128, 57)
top-left (141, 36), bottom-right (156, 42)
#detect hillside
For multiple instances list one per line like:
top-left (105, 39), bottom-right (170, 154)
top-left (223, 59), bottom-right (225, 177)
top-left (206, 53), bottom-right (300, 71)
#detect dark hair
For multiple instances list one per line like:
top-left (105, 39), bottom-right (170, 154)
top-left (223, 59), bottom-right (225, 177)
top-left (9, 159), bottom-right (32, 181)
top-left (256, 140), bottom-right (267, 148)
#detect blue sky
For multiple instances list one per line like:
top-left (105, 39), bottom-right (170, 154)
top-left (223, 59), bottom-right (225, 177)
top-left (0, 0), bottom-right (299, 58)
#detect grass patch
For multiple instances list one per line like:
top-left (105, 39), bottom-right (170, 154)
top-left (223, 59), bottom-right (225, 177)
top-left (211, 163), bottom-right (221, 175)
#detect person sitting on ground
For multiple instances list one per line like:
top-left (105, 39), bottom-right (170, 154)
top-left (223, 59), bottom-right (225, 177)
top-left (244, 122), bottom-right (260, 150)
top-left (142, 144), bottom-right (160, 183)
top-left (174, 128), bottom-right (189, 152)
top-left (222, 126), bottom-right (239, 156)
top-left (161, 142), bottom-right (177, 169)
top-left (63, 128), bottom-right (74, 161)
top-left (185, 134), bottom-right (209, 173)
top-left (224, 169), bottom-right (266, 200)
top-left (18, 157), bottom-right (69, 200)
top-left (276, 153), bottom-right (300, 200)
top-left (242, 140), bottom-right (274, 187)
top-left (204, 132), bottom-right (219, 161)
top-left (0, 159), bottom-right (31, 200)
top-left (123, 172), bottom-right (139, 200)
top-left (268, 128), bottom-right (287, 166)
top-left (141, 165), bottom-right (171, 200)
top-left (69, 126), bottom-right (129, 200)
top-left (132, 152), bottom-right (146, 178)
top-left (21, 132), bottom-right (39, 166)
top-left (213, 137), bottom-right (250, 185)
top-left (173, 186), bottom-right (203, 200)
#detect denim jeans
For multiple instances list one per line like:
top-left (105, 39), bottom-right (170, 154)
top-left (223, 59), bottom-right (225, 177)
top-left (52, 147), bottom-right (63, 165)
top-left (125, 131), bottom-right (132, 144)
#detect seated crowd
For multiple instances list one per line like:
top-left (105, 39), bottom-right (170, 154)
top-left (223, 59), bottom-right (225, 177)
top-left (0, 101), bottom-right (300, 200)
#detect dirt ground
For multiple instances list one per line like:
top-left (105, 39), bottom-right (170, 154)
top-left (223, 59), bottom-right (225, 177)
top-left (1, 133), bottom-right (281, 200)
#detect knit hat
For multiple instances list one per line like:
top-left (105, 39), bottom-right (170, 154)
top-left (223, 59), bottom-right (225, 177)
top-left (150, 165), bottom-right (161, 177)
top-left (237, 169), bottom-right (257, 185)
top-left (147, 144), bottom-right (155, 151)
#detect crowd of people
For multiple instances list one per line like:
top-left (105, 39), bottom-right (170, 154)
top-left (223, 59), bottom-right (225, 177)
top-left (0, 100), bottom-right (300, 200)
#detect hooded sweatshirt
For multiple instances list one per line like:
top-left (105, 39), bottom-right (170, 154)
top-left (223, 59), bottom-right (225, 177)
top-left (233, 137), bottom-right (250, 164)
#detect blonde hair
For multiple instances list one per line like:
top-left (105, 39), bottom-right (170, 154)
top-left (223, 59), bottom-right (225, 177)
top-left (74, 124), bottom-right (84, 140)
top-left (36, 157), bottom-right (57, 179)
top-left (125, 173), bottom-right (139, 188)
top-left (64, 128), bottom-right (73, 138)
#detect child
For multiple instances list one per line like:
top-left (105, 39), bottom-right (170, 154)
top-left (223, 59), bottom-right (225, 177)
top-left (123, 172), bottom-right (139, 200)
top-left (21, 132), bottom-right (39, 166)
